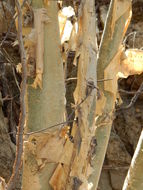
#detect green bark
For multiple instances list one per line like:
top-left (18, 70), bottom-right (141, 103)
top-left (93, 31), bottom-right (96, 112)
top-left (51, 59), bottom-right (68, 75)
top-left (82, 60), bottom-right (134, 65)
top-left (22, 1), bottom-right (65, 190)
top-left (89, 0), bottom-right (132, 189)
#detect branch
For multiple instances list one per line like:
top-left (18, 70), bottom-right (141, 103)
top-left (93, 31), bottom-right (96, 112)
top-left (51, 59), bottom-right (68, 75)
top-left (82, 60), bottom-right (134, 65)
top-left (7, 0), bottom-right (27, 189)
top-left (26, 120), bottom-right (75, 136)
top-left (119, 82), bottom-right (143, 110)
top-left (118, 89), bottom-right (138, 95)
top-left (123, 130), bottom-right (143, 190)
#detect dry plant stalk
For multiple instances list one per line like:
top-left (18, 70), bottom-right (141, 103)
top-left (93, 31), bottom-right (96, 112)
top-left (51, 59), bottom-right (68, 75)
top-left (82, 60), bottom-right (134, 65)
top-left (7, 0), bottom-right (27, 190)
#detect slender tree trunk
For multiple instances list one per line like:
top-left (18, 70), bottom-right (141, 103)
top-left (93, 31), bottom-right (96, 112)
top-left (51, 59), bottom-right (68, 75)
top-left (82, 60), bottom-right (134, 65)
top-left (122, 130), bottom-right (143, 190)
top-left (89, 0), bottom-right (132, 189)
top-left (50, 0), bottom-right (98, 189)
top-left (22, 1), bottom-right (65, 190)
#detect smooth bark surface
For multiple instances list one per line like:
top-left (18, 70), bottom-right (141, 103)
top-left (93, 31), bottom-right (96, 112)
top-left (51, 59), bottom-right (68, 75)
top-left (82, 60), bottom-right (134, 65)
top-left (123, 130), bottom-right (143, 190)
top-left (90, 0), bottom-right (132, 189)
top-left (22, 1), bottom-right (65, 190)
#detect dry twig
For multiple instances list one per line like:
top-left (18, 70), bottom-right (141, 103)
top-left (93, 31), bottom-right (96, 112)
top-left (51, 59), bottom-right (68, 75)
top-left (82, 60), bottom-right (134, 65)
top-left (0, 0), bottom-right (27, 47)
top-left (118, 89), bottom-right (143, 95)
top-left (7, 0), bottom-right (27, 189)
top-left (65, 78), bottom-right (113, 83)
top-left (103, 165), bottom-right (129, 170)
top-left (118, 82), bottom-right (143, 110)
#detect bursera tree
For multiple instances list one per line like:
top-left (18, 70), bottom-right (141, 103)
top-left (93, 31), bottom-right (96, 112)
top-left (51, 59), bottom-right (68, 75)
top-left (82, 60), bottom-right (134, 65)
top-left (2, 0), bottom-right (143, 190)
top-left (22, 0), bottom-right (98, 189)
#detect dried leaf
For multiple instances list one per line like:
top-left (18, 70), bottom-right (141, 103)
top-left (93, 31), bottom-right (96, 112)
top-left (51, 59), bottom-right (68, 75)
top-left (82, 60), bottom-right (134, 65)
top-left (49, 163), bottom-right (69, 190)
top-left (27, 131), bottom-right (65, 163)
top-left (59, 126), bottom-right (70, 139)
top-left (120, 49), bottom-right (143, 76)
top-left (16, 63), bottom-right (22, 73)
top-left (0, 177), bottom-right (7, 190)
top-left (32, 73), bottom-right (42, 89)
top-left (12, 40), bottom-right (19, 47)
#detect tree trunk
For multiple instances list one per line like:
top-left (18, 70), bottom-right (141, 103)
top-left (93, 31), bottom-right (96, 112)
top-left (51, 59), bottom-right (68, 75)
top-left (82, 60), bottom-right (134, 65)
top-left (122, 130), bottom-right (143, 190)
top-left (22, 1), bottom-right (65, 190)
top-left (50, 0), bottom-right (98, 189)
top-left (89, 0), bottom-right (132, 189)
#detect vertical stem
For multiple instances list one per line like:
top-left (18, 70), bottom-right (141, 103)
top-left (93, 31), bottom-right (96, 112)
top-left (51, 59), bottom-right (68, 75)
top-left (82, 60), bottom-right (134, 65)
top-left (90, 0), bottom-right (132, 189)
top-left (22, 1), bottom-right (65, 190)
top-left (8, 0), bottom-right (27, 189)
top-left (123, 130), bottom-right (143, 190)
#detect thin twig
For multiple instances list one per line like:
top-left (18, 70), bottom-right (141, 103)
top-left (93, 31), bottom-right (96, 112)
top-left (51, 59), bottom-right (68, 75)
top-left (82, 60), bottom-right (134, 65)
top-left (118, 89), bottom-right (143, 95)
top-left (65, 78), bottom-right (113, 83)
top-left (26, 120), bottom-right (75, 136)
top-left (0, 0), bottom-right (28, 47)
top-left (118, 82), bottom-right (143, 110)
top-left (133, 31), bottom-right (136, 49)
top-left (7, 0), bottom-right (27, 189)
top-left (65, 77), bottom-right (77, 82)
top-left (12, 66), bottom-right (21, 91)
top-left (6, 81), bottom-right (98, 143)
top-left (97, 78), bottom-right (113, 82)
top-left (6, 83), bottom-right (97, 136)
top-left (103, 165), bottom-right (129, 170)
top-left (1, 48), bottom-right (21, 91)
top-left (123, 31), bottom-right (137, 45)
top-left (2, 94), bottom-right (19, 101)
top-left (67, 80), bottom-right (97, 121)
top-left (6, 120), bottom-right (75, 136)
top-left (25, 84), bottom-right (94, 136)
top-left (6, 86), bottom-right (93, 137)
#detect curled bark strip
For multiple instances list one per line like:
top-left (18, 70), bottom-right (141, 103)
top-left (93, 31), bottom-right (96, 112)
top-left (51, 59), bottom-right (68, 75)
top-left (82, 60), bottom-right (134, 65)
top-left (7, 0), bottom-right (27, 190)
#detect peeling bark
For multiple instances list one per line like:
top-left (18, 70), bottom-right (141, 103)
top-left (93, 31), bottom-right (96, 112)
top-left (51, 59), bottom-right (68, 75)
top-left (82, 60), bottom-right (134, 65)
top-left (50, 0), bottom-right (98, 189)
top-left (90, 0), bottom-right (132, 189)
top-left (22, 1), bottom-right (65, 190)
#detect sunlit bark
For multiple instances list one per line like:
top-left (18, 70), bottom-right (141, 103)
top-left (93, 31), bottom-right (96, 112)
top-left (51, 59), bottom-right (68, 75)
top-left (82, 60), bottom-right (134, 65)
top-left (89, 0), bottom-right (132, 189)
top-left (122, 130), bottom-right (143, 190)
top-left (50, 0), bottom-right (98, 189)
top-left (22, 1), bottom-right (65, 190)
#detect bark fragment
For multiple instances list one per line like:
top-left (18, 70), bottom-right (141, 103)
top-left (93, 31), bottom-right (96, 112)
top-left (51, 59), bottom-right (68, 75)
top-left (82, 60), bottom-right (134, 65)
top-left (50, 0), bottom-right (98, 189)
top-left (90, 1), bottom-right (132, 189)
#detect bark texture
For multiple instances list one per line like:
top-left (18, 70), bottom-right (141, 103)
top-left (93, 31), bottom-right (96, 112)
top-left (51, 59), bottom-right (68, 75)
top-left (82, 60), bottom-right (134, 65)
top-left (0, 1), bottom-right (143, 190)
top-left (96, 1), bottom-right (143, 190)
top-left (122, 130), bottom-right (143, 190)
top-left (50, 0), bottom-right (98, 189)
top-left (91, 0), bottom-right (132, 189)
top-left (22, 1), bottom-right (65, 190)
